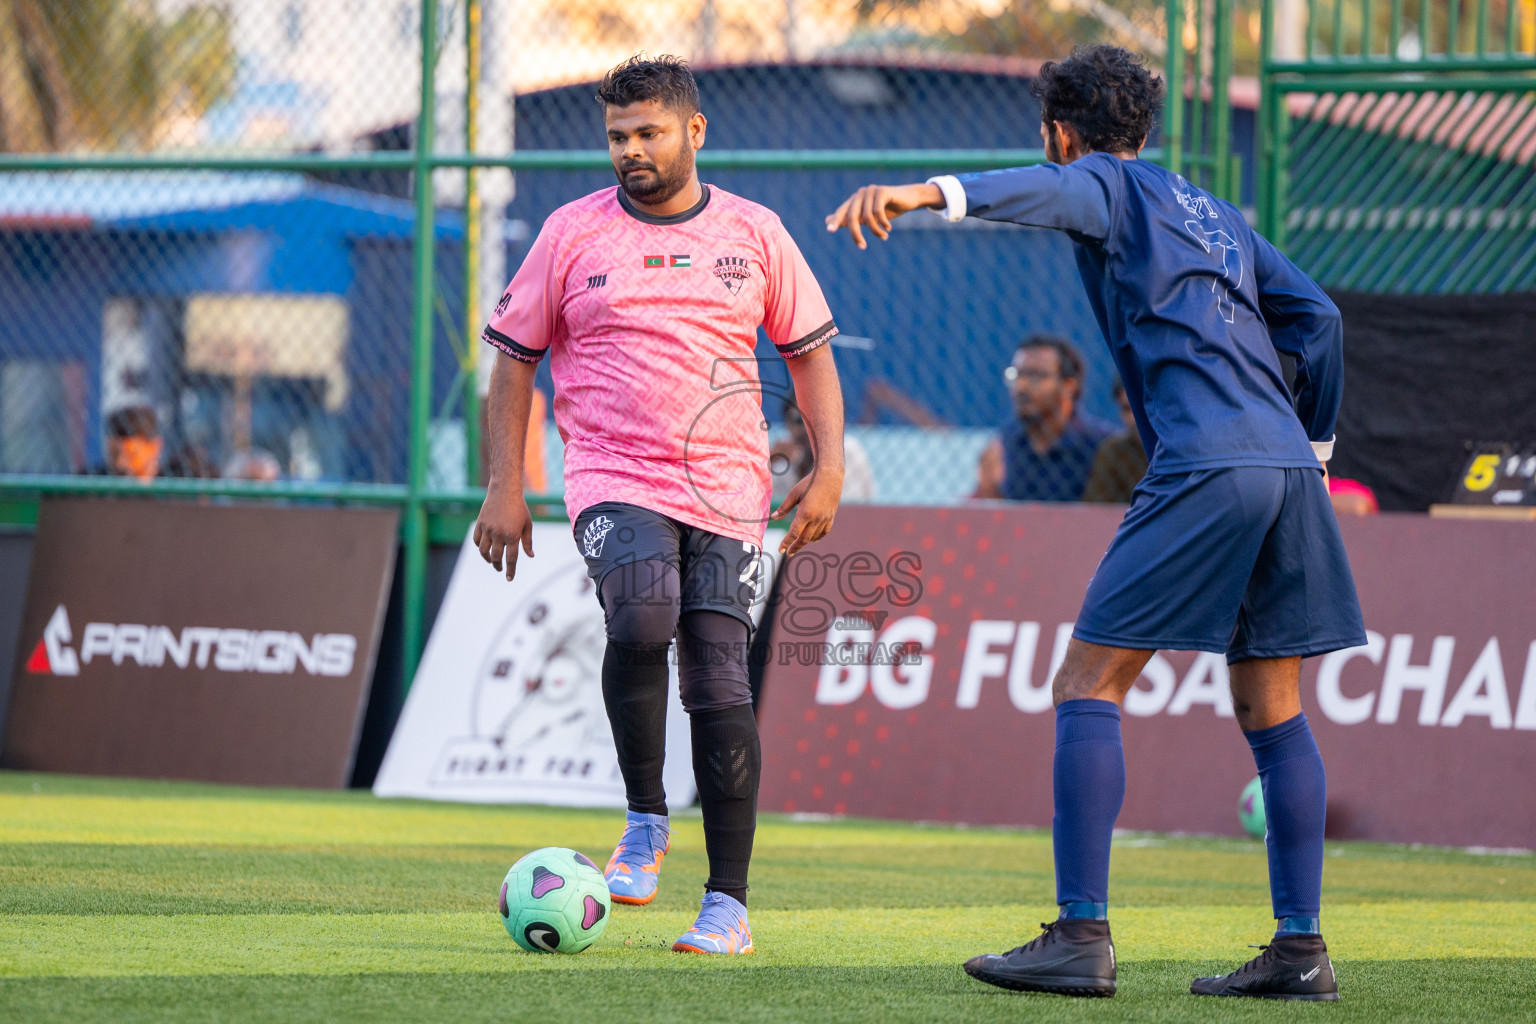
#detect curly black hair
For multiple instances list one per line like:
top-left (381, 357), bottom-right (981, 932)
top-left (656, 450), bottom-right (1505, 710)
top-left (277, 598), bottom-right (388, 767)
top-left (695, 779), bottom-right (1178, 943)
top-left (596, 54), bottom-right (700, 116)
top-left (1031, 45), bottom-right (1165, 154)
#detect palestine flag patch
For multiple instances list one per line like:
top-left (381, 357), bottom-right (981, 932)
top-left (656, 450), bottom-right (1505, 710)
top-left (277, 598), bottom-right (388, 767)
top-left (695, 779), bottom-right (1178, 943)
top-left (670, 254), bottom-right (691, 268)
top-left (644, 255), bottom-right (664, 268)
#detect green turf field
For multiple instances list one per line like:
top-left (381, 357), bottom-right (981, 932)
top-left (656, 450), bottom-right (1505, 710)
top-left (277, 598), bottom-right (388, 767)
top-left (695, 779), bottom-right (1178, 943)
top-left (1, 771), bottom-right (1532, 1022)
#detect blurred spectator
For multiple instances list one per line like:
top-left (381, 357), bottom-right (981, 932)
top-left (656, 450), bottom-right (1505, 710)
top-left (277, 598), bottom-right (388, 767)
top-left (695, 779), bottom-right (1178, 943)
top-left (1329, 476), bottom-right (1379, 516)
top-left (771, 399), bottom-right (875, 503)
top-left (224, 448), bottom-right (283, 482)
top-left (95, 404), bottom-right (163, 480)
top-left (975, 336), bottom-right (1115, 501)
top-left (525, 387), bottom-right (549, 493)
top-left (1081, 380), bottom-right (1148, 503)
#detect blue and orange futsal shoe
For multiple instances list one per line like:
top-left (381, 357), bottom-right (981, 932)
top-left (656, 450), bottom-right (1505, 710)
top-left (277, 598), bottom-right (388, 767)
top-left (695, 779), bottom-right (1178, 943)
top-left (604, 810), bottom-right (670, 906)
top-left (672, 891), bottom-right (754, 954)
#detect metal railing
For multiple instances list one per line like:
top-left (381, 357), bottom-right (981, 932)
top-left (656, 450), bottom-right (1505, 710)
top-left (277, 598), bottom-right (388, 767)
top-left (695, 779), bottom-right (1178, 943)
top-left (1259, 0), bottom-right (1536, 277)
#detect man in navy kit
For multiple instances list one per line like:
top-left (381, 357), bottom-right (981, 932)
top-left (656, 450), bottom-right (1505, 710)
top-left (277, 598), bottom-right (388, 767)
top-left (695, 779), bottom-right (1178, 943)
top-left (827, 45), bottom-right (1365, 1000)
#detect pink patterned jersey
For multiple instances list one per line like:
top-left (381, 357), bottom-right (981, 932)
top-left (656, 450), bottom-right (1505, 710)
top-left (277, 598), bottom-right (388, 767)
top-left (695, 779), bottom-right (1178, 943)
top-left (483, 185), bottom-right (838, 546)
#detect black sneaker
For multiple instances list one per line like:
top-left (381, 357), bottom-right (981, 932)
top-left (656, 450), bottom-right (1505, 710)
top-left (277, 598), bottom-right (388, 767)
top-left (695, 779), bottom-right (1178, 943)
top-left (1191, 934), bottom-right (1339, 1001)
top-left (962, 919), bottom-right (1116, 997)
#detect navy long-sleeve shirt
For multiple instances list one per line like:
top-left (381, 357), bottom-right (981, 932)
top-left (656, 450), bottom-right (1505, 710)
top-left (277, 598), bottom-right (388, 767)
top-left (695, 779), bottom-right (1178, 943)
top-left (935, 155), bottom-right (1342, 474)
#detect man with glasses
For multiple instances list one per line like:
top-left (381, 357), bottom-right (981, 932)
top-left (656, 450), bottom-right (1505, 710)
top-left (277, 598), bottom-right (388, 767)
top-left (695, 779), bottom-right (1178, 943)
top-left (974, 335), bottom-right (1115, 501)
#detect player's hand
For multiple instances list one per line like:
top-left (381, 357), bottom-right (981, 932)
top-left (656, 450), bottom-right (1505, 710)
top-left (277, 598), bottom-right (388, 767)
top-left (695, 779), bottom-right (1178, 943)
top-left (474, 480), bottom-right (535, 581)
top-left (824, 183), bottom-right (944, 249)
top-left (772, 473), bottom-right (841, 556)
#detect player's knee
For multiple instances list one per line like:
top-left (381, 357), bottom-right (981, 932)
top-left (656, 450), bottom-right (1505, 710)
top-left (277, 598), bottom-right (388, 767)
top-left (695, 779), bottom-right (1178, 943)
top-left (677, 611), bottom-right (751, 713)
top-left (601, 561), bottom-right (681, 647)
top-left (679, 677), bottom-right (752, 715)
top-left (1053, 668), bottom-right (1094, 705)
top-left (605, 601), bottom-right (679, 647)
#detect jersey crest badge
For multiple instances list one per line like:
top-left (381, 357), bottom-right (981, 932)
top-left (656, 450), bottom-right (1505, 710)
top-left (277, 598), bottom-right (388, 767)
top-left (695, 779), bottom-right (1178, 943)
top-left (713, 256), bottom-right (751, 296)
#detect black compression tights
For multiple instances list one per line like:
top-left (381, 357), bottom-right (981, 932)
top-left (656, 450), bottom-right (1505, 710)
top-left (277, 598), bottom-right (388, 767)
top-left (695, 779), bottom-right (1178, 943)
top-left (599, 564), bottom-right (760, 905)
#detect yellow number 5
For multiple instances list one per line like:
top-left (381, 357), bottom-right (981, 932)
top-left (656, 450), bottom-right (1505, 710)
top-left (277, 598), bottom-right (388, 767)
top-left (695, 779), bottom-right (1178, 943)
top-left (1464, 453), bottom-right (1500, 491)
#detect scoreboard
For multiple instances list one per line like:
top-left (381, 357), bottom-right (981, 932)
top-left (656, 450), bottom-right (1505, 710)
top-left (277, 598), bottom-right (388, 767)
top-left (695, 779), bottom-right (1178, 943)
top-left (1450, 442), bottom-right (1536, 507)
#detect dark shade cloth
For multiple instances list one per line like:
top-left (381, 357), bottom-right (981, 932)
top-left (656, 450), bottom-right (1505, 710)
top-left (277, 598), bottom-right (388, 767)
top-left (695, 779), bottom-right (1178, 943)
top-left (1327, 290), bottom-right (1536, 512)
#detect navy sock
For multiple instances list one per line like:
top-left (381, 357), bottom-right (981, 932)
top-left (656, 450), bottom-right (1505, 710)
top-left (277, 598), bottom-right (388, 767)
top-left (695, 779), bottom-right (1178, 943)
top-left (1244, 712), bottom-right (1326, 936)
top-left (1052, 699), bottom-right (1125, 915)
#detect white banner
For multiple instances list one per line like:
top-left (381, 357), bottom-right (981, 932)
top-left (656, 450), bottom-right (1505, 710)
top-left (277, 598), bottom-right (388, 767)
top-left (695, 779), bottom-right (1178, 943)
top-left (374, 520), bottom-right (784, 807)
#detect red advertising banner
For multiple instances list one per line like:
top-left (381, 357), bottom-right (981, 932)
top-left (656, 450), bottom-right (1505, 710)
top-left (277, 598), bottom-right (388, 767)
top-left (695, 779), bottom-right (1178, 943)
top-left (758, 505), bottom-right (1536, 848)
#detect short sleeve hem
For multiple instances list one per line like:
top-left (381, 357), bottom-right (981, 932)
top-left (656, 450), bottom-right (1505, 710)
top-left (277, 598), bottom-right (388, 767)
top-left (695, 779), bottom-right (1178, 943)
top-left (776, 320), bottom-right (838, 359)
top-left (482, 325), bottom-right (545, 364)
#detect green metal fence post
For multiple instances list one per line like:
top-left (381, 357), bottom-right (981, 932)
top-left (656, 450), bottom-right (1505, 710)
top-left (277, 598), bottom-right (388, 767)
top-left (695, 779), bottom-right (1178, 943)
top-left (1192, 0), bottom-right (1206, 186)
top-left (463, 0), bottom-right (483, 489)
top-left (1271, 82), bottom-right (1291, 250)
top-left (1167, 0), bottom-right (1185, 175)
top-left (1213, 0), bottom-right (1233, 200)
top-left (403, 0), bottom-right (440, 687)
top-left (1258, 0), bottom-right (1276, 235)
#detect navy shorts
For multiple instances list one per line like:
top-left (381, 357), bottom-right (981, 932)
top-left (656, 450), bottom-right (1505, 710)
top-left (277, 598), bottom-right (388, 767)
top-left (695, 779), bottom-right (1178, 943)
top-left (572, 502), bottom-right (764, 631)
top-left (1073, 466), bottom-right (1366, 661)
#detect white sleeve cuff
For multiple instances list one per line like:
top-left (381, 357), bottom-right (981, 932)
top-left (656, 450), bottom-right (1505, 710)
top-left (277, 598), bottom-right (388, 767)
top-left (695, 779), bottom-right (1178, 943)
top-left (1311, 437), bottom-right (1335, 463)
top-left (927, 175), bottom-right (967, 222)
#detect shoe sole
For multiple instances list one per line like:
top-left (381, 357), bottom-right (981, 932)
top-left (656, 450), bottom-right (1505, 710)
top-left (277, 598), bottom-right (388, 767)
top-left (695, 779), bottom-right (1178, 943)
top-left (671, 942), bottom-right (754, 954)
top-left (1192, 991), bottom-right (1339, 1001)
top-left (608, 890), bottom-right (658, 906)
top-left (964, 964), bottom-right (1115, 998)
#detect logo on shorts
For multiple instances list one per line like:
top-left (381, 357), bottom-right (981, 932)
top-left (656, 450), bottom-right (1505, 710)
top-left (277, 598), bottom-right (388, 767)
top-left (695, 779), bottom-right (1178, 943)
top-left (739, 542), bottom-right (762, 594)
top-left (583, 515), bottom-right (616, 558)
top-left (713, 256), bottom-right (751, 296)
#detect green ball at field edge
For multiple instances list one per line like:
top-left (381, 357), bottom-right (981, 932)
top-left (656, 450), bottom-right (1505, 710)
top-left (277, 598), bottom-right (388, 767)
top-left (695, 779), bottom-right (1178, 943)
top-left (498, 847), bottom-right (611, 954)
top-left (1238, 776), bottom-right (1266, 839)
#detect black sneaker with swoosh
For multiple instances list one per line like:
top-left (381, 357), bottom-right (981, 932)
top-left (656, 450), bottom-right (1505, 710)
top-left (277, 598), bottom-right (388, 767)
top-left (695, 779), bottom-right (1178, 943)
top-left (962, 919), bottom-right (1116, 997)
top-left (1191, 933), bottom-right (1340, 1000)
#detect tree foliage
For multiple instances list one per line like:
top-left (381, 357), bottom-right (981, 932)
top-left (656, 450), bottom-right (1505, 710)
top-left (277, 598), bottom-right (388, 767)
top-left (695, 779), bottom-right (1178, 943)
top-left (0, 0), bottom-right (236, 151)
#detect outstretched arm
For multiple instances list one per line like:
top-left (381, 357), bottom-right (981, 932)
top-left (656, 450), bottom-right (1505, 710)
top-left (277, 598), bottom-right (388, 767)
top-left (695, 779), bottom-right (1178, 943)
top-left (1251, 232), bottom-right (1343, 459)
top-left (825, 164), bottom-right (1111, 246)
top-left (931, 165), bottom-right (1110, 239)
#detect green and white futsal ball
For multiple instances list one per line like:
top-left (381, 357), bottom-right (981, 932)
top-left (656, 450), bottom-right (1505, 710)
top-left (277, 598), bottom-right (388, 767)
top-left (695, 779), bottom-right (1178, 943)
top-left (499, 847), bottom-right (611, 954)
top-left (1238, 776), bottom-right (1266, 839)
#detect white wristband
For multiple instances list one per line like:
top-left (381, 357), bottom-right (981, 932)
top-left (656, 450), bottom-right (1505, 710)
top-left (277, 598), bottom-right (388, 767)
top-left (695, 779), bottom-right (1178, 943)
top-left (1311, 437), bottom-right (1335, 463)
top-left (927, 175), bottom-right (967, 222)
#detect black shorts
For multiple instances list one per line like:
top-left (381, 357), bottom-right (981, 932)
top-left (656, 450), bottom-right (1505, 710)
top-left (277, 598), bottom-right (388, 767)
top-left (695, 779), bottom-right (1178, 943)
top-left (572, 502), bottom-right (764, 631)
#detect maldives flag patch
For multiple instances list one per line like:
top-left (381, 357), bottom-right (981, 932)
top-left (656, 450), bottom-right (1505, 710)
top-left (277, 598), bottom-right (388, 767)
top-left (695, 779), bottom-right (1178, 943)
top-left (670, 254), bottom-right (691, 268)
top-left (644, 255), bottom-right (664, 268)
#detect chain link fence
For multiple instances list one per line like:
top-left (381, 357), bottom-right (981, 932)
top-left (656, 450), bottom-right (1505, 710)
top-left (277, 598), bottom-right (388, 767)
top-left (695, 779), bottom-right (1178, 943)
top-left (0, 1), bottom-right (1247, 506)
top-left (1261, 0), bottom-right (1536, 294)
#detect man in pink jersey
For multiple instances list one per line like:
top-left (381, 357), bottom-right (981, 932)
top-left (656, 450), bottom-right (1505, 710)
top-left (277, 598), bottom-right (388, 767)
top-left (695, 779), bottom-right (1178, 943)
top-left (474, 55), bottom-right (847, 955)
